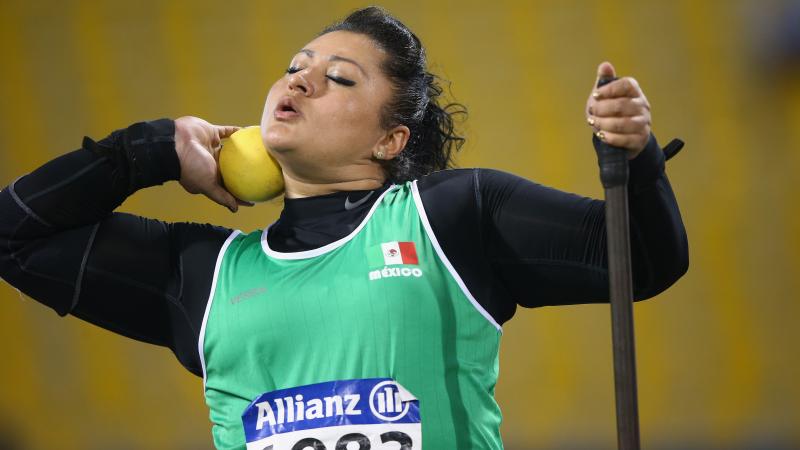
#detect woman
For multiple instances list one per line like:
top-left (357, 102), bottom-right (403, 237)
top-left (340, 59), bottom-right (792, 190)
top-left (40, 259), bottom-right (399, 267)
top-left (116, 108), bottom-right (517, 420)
top-left (0, 6), bottom-right (687, 450)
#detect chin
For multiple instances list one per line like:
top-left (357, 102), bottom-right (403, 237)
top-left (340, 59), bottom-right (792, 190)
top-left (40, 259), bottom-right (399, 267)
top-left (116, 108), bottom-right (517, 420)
top-left (262, 124), bottom-right (295, 153)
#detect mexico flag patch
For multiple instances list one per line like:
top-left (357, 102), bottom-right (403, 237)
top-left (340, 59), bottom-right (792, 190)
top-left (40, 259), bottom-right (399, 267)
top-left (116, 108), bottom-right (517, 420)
top-left (369, 241), bottom-right (418, 267)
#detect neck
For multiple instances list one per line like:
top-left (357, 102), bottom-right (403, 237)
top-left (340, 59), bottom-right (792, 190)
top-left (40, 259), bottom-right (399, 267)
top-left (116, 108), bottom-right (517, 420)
top-left (281, 170), bottom-right (386, 199)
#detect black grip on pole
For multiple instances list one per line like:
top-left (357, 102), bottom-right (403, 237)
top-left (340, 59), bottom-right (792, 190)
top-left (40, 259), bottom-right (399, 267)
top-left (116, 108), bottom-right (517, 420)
top-left (595, 136), bottom-right (629, 188)
top-left (595, 76), bottom-right (629, 189)
top-left (595, 75), bottom-right (641, 450)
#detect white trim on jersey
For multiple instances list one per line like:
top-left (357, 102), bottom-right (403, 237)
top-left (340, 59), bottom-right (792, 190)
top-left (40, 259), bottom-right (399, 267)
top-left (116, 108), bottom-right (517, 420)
top-left (198, 229), bottom-right (242, 387)
top-left (410, 180), bottom-right (502, 332)
top-left (260, 185), bottom-right (399, 260)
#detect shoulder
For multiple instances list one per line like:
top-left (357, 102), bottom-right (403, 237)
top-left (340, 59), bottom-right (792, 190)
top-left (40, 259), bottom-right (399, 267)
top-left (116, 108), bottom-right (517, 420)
top-left (413, 168), bottom-right (522, 231)
top-left (169, 221), bottom-right (237, 251)
top-left (417, 167), bottom-right (530, 187)
top-left (416, 167), bottom-right (477, 191)
top-left (414, 169), bottom-right (478, 218)
top-left (415, 167), bottom-right (532, 204)
top-left (162, 221), bottom-right (240, 277)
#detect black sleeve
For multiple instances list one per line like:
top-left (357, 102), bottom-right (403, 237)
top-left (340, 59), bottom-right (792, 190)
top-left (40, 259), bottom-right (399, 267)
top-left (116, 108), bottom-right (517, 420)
top-left (418, 134), bottom-right (689, 325)
top-left (0, 119), bottom-right (231, 376)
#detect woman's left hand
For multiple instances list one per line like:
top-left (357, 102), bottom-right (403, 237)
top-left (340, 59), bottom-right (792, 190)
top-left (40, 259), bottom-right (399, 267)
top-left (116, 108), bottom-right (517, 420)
top-left (585, 61), bottom-right (652, 159)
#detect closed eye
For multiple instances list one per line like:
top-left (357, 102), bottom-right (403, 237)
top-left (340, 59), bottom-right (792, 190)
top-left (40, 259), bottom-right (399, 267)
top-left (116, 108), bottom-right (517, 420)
top-left (285, 67), bottom-right (356, 87)
top-left (326, 75), bottom-right (356, 86)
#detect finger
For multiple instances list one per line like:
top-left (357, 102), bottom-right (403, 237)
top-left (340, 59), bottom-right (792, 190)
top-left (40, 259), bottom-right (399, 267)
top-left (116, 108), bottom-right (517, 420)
top-left (211, 142), bottom-right (223, 162)
top-left (595, 77), bottom-right (641, 100)
top-left (594, 130), bottom-right (647, 153)
top-left (592, 97), bottom-right (649, 117)
top-left (206, 185), bottom-right (239, 213)
top-left (216, 125), bottom-right (242, 139)
top-left (588, 115), bottom-right (650, 134)
top-left (236, 199), bottom-right (256, 207)
top-left (593, 61), bottom-right (616, 89)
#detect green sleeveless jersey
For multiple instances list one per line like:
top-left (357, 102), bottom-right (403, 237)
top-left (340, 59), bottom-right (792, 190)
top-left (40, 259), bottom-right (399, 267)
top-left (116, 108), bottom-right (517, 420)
top-left (199, 181), bottom-right (503, 449)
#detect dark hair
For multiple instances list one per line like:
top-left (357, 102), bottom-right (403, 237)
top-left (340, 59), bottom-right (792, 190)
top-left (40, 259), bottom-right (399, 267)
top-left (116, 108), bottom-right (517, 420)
top-left (320, 6), bottom-right (467, 182)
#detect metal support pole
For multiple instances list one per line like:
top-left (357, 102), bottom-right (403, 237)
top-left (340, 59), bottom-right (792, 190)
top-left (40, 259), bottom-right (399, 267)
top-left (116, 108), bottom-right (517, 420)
top-left (595, 75), bottom-right (641, 450)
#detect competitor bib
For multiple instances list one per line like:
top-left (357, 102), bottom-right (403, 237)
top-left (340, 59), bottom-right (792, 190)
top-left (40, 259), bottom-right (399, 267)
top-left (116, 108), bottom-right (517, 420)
top-left (242, 378), bottom-right (421, 450)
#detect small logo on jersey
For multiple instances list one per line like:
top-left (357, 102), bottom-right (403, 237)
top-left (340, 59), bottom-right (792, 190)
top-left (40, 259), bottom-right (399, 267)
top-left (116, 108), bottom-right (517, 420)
top-left (230, 287), bottom-right (267, 304)
top-left (344, 191), bottom-right (375, 210)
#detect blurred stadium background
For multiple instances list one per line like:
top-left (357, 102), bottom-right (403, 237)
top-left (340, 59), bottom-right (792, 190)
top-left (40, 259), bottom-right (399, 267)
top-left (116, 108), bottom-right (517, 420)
top-left (1, 0), bottom-right (798, 449)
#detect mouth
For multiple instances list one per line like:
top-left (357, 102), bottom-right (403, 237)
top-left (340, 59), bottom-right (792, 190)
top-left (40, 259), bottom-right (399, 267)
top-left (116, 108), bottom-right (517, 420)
top-left (275, 97), bottom-right (301, 121)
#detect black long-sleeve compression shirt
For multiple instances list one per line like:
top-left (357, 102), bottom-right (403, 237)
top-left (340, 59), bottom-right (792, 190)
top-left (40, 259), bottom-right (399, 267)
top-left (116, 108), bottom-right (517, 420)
top-left (0, 118), bottom-right (688, 376)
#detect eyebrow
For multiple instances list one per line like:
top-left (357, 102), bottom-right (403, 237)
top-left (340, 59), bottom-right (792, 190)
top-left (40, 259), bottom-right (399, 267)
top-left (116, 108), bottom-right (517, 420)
top-left (298, 48), bottom-right (368, 78)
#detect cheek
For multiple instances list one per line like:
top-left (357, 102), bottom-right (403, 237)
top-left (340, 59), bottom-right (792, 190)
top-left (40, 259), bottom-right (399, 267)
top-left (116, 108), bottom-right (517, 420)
top-left (325, 93), bottom-right (382, 133)
top-left (314, 98), bottom-right (381, 154)
top-left (260, 81), bottom-right (287, 148)
top-left (260, 82), bottom-right (282, 125)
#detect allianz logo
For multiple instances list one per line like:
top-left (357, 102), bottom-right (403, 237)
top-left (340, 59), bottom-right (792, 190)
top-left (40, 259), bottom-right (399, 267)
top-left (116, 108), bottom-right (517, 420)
top-left (254, 381), bottom-right (410, 431)
top-left (369, 380), bottom-right (410, 421)
top-left (368, 266), bottom-right (423, 281)
top-left (254, 393), bottom-right (361, 431)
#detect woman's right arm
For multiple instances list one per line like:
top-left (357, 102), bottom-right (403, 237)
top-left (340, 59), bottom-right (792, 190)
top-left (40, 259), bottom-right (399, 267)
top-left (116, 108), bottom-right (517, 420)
top-left (0, 118), bottom-right (238, 376)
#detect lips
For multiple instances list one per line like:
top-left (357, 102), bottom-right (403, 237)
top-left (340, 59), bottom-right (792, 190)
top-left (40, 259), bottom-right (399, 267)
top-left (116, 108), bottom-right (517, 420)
top-left (275, 96), bottom-right (301, 121)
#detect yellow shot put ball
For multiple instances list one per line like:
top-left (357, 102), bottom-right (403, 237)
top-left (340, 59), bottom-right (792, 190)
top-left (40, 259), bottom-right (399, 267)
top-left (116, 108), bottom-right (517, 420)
top-left (219, 126), bottom-right (284, 202)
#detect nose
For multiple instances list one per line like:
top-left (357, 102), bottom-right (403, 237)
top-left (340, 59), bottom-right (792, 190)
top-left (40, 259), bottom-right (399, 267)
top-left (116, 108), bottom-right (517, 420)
top-left (288, 71), bottom-right (314, 96)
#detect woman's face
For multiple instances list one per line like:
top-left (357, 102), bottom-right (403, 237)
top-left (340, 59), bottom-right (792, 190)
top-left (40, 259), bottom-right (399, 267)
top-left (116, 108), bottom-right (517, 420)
top-left (260, 31), bottom-right (395, 182)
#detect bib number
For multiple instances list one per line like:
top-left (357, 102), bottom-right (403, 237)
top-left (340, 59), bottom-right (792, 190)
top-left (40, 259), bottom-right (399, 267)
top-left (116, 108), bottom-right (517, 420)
top-left (267, 429), bottom-right (412, 449)
top-left (243, 378), bottom-right (421, 450)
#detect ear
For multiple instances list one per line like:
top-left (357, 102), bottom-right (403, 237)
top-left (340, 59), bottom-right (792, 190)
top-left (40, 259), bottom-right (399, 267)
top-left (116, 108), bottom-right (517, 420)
top-left (373, 125), bottom-right (410, 160)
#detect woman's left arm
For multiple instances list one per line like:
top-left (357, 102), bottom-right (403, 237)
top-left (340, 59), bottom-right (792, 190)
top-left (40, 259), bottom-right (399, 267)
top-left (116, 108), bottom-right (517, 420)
top-left (480, 133), bottom-right (688, 311)
top-left (488, 62), bottom-right (688, 311)
top-left (418, 139), bottom-right (688, 326)
top-left (419, 62), bottom-right (687, 324)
